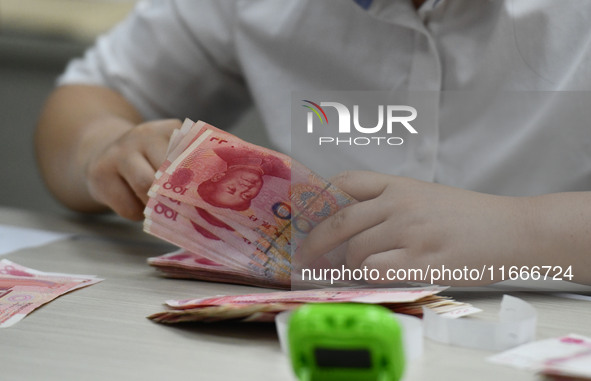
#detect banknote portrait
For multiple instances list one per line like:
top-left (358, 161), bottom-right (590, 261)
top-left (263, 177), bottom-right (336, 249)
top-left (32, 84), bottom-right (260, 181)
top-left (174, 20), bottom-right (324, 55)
top-left (197, 147), bottom-right (290, 211)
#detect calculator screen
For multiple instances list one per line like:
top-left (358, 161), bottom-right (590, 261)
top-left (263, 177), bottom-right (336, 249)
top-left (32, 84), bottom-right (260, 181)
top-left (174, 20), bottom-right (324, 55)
top-left (314, 348), bottom-right (372, 368)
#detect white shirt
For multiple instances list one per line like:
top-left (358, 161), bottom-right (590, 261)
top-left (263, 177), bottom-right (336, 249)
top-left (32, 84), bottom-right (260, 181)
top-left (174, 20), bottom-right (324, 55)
top-left (59, 0), bottom-right (591, 196)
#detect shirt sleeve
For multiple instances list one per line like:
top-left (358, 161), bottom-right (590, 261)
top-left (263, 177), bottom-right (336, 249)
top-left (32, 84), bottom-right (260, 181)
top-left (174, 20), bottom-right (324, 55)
top-left (58, 0), bottom-right (251, 126)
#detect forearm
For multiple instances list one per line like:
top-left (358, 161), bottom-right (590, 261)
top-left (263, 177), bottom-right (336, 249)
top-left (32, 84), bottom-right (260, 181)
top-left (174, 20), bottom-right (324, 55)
top-left (523, 192), bottom-right (591, 284)
top-left (35, 85), bottom-right (143, 213)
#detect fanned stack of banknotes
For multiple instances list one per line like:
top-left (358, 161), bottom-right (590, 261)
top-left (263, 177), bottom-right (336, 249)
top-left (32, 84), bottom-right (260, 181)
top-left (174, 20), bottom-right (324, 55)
top-left (144, 119), bottom-right (356, 289)
top-left (143, 119), bottom-right (478, 322)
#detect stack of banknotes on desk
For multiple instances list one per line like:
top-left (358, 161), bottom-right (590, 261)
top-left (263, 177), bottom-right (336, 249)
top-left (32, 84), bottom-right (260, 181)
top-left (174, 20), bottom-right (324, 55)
top-left (149, 286), bottom-right (479, 323)
top-left (144, 119), bottom-right (356, 289)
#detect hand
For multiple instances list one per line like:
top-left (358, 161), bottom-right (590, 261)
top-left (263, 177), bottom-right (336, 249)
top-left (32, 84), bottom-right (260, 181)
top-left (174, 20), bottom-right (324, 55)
top-left (298, 171), bottom-right (533, 286)
top-left (84, 119), bottom-right (180, 220)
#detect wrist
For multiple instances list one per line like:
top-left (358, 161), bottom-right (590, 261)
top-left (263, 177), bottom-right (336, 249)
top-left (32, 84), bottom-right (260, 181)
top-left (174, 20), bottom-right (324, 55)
top-left (520, 193), bottom-right (591, 284)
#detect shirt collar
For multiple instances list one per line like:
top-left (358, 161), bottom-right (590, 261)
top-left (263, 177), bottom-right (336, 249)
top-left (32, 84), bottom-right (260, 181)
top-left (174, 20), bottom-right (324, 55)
top-left (353, 0), bottom-right (373, 10)
top-left (354, 0), bottom-right (446, 11)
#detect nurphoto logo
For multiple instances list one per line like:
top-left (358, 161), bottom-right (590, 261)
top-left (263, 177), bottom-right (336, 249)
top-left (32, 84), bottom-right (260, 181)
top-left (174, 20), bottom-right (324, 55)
top-left (303, 100), bottom-right (418, 146)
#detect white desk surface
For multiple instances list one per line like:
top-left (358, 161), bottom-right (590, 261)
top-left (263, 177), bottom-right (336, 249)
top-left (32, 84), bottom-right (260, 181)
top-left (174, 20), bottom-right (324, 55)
top-left (0, 206), bottom-right (590, 381)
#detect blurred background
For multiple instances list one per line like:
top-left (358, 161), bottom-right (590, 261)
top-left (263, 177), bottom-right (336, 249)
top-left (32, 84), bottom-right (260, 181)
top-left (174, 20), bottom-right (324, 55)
top-left (0, 0), bottom-right (268, 216)
top-left (0, 0), bottom-right (139, 215)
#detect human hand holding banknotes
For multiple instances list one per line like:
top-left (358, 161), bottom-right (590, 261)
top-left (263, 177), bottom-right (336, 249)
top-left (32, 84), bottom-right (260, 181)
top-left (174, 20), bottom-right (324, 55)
top-left (298, 171), bottom-right (529, 286)
top-left (84, 118), bottom-right (181, 220)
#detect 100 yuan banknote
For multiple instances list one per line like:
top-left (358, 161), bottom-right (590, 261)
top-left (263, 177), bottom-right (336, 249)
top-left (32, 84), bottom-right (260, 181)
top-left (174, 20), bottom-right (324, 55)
top-left (0, 259), bottom-right (102, 328)
top-left (150, 123), bottom-right (355, 241)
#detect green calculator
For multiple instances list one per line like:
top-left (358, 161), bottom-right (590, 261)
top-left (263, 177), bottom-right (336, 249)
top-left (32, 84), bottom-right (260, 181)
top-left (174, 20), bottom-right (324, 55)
top-left (287, 303), bottom-right (405, 381)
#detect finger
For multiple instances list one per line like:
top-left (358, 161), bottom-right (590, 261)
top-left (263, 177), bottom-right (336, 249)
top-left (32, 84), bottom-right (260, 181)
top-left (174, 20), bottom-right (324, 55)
top-left (144, 138), bottom-right (170, 170)
top-left (360, 249), bottom-right (413, 285)
top-left (330, 170), bottom-right (394, 201)
top-left (361, 250), bottom-right (482, 286)
top-left (92, 175), bottom-right (145, 220)
top-left (118, 152), bottom-right (156, 205)
top-left (345, 221), bottom-right (403, 269)
top-left (298, 198), bottom-right (387, 265)
top-left (144, 120), bottom-right (180, 169)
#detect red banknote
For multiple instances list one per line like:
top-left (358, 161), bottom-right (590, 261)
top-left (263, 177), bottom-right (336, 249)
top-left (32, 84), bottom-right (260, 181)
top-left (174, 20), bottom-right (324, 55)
top-left (0, 259), bottom-right (102, 328)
